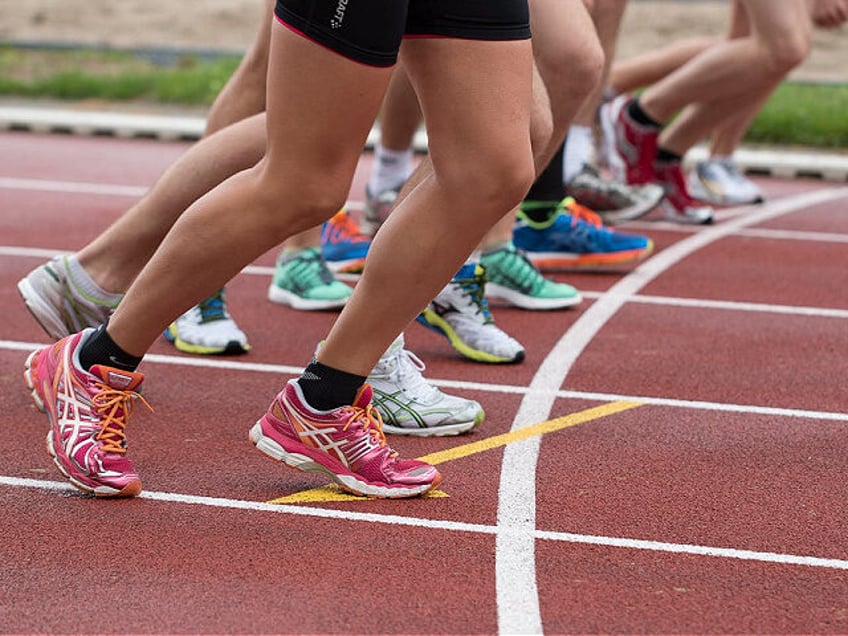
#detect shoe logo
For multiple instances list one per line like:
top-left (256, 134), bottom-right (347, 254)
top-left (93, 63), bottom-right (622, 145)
top-left (106, 370), bottom-right (135, 390)
top-left (330, 0), bottom-right (348, 29)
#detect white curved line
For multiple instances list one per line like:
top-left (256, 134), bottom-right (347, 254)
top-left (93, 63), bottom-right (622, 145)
top-left (495, 186), bottom-right (848, 635)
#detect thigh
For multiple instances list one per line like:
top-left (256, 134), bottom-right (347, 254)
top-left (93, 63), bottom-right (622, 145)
top-left (401, 0), bottom-right (532, 166)
top-left (741, 0), bottom-right (812, 47)
top-left (401, 36), bottom-right (533, 178)
top-left (263, 9), bottom-right (396, 195)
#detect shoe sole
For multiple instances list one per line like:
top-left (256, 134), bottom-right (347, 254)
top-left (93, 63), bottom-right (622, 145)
top-left (249, 422), bottom-right (440, 498)
top-left (381, 409), bottom-right (484, 437)
top-left (416, 311), bottom-right (525, 364)
top-left (660, 201), bottom-right (714, 225)
top-left (595, 195), bottom-right (664, 225)
top-left (45, 430), bottom-right (142, 498)
top-left (23, 349), bottom-right (46, 412)
top-left (267, 284), bottom-right (349, 311)
top-left (485, 283), bottom-right (582, 311)
top-left (323, 259), bottom-right (366, 275)
top-left (164, 323), bottom-right (251, 355)
top-left (524, 242), bottom-right (655, 272)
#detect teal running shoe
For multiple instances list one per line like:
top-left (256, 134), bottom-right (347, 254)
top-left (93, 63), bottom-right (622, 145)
top-left (481, 242), bottom-right (582, 310)
top-left (267, 247), bottom-right (352, 311)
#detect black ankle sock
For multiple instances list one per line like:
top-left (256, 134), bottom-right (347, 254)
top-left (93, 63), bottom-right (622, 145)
top-left (78, 323), bottom-right (143, 373)
top-left (627, 98), bottom-right (661, 129)
top-left (655, 147), bottom-right (683, 164)
top-left (297, 360), bottom-right (367, 411)
top-left (522, 144), bottom-right (566, 223)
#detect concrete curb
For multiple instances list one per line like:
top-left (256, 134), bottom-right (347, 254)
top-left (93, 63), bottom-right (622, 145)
top-left (2, 104), bottom-right (846, 182)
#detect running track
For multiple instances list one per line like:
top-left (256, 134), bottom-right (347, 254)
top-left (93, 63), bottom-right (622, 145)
top-left (1, 131), bottom-right (847, 634)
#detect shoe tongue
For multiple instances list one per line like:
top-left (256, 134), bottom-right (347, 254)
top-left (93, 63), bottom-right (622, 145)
top-left (455, 263), bottom-right (477, 279)
top-left (89, 365), bottom-right (144, 391)
top-left (353, 383), bottom-right (373, 408)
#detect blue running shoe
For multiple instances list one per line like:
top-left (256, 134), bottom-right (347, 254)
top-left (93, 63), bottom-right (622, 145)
top-left (513, 198), bottom-right (653, 271)
top-left (320, 209), bottom-right (371, 274)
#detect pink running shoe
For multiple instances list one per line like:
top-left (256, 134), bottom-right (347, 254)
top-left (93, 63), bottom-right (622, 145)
top-left (250, 379), bottom-right (441, 498)
top-left (601, 95), bottom-right (659, 186)
top-left (24, 330), bottom-right (150, 497)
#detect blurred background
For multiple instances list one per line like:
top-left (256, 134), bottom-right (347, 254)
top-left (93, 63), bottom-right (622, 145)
top-left (0, 0), bottom-right (846, 147)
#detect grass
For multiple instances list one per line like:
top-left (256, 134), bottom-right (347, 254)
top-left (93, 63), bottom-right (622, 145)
top-left (0, 45), bottom-right (846, 150)
top-left (745, 82), bottom-right (848, 150)
top-left (0, 46), bottom-right (240, 105)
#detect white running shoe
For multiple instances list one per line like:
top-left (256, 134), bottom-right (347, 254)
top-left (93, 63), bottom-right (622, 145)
top-left (361, 184), bottom-right (400, 236)
top-left (688, 157), bottom-right (765, 206)
top-left (164, 289), bottom-right (251, 355)
top-left (566, 163), bottom-right (665, 225)
top-left (369, 335), bottom-right (485, 437)
top-left (17, 255), bottom-right (120, 340)
top-left (416, 263), bottom-right (525, 364)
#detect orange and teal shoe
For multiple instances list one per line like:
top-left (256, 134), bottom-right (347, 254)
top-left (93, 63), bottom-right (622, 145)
top-left (320, 209), bottom-right (371, 274)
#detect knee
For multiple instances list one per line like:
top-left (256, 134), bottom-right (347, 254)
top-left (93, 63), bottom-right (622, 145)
top-left (539, 39), bottom-right (605, 128)
top-left (449, 153), bottom-right (535, 215)
top-left (758, 31), bottom-right (811, 77)
top-left (251, 164), bottom-right (349, 234)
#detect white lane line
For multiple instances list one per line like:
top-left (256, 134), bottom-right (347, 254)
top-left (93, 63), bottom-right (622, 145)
top-left (3, 339), bottom-right (847, 422)
top-left (0, 176), bottom-right (149, 197)
top-left (2, 475), bottom-right (847, 571)
top-left (738, 227), bottom-right (848, 243)
top-left (580, 291), bottom-right (848, 319)
top-left (495, 185), bottom-right (848, 635)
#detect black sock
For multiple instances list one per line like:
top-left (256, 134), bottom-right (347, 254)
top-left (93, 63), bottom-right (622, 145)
top-left (78, 323), bottom-right (143, 373)
top-left (523, 143), bottom-right (566, 223)
top-left (655, 147), bottom-right (683, 164)
top-left (627, 98), bottom-right (661, 129)
top-left (297, 360), bottom-right (367, 411)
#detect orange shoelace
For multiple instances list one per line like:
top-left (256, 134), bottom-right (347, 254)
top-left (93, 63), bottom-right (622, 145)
top-left (563, 197), bottom-right (603, 228)
top-left (340, 403), bottom-right (396, 456)
top-left (92, 385), bottom-right (153, 454)
top-left (330, 211), bottom-right (370, 243)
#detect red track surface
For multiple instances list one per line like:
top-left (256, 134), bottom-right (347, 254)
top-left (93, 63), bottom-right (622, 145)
top-left (2, 131), bottom-right (847, 634)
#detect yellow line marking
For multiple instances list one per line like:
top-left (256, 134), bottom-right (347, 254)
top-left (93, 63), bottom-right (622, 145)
top-left (271, 485), bottom-right (450, 504)
top-left (418, 401), bottom-right (641, 466)
top-left (266, 401), bottom-right (642, 504)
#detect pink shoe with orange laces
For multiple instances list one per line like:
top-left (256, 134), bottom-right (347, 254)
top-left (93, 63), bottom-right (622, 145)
top-left (249, 379), bottom-right (441, 498)
top-left (24, 329), bottom-right (151, 497)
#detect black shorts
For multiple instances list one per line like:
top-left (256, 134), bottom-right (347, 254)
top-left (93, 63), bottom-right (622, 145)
top-left (274, 0), bottom-right (531, 67)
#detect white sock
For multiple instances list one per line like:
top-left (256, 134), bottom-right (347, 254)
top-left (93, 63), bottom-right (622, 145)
top-left (368, 144), bottom-right (413, 195)
top-left (563, 125), bottom-right (594, 183)
top-left (64, 254), bottom-right (123, 303)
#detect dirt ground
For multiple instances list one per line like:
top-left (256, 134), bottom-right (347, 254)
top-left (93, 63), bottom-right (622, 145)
top-left (0, 0), bottom-right (846, 82)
